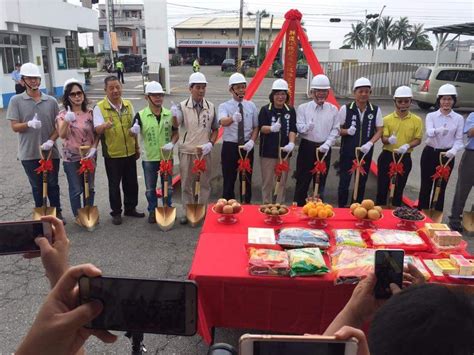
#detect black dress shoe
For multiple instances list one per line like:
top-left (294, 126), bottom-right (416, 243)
top-left (180, 216), bottom-right (188, 225)
top-left (112, 215), bottom-right (122, 225)
top-left (124, 209), bottom-right (145, 218)
top-left (148, 211), bottom-right (156, 224)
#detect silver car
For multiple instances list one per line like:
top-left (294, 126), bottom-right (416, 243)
top-left (410, 66), bottom-right (474, 109)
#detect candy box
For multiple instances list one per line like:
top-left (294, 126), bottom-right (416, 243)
top-left (432, 231), bottom-right (462, 247)
top-left (450, 254), bottom-right (474, 276)
top-left (433, 259), bottom-right (458, 275)
top-left (424, 223), bottom-right (450, 238)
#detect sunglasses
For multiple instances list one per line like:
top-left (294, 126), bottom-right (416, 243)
top-left (69, 91), bottom-right (84, 98)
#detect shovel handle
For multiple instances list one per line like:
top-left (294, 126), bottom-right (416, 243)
top-left (164, 178), bottom-right (168, 200)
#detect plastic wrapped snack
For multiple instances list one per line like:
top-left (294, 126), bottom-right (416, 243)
top-left (330, 246), bottom-right (375, 284)
top-left (277, 228), bottom-right (330, 249)
top-left (248, 248), bottom-right (290, 276)
top-left (370, 229), bottom-right (425, 247)
top-left (334, 229), bottom-right (366, 248)
top-left (404, 255), bottom-right (431, 280)
top-left (287, 248), bottom-right (329, 277)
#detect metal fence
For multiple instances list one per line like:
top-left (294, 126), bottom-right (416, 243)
top-left (311, 62), bottom-right (471, 97)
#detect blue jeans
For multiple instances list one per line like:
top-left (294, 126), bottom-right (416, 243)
top-left (21, 159), bottom-right (61, 211)
top-left (142, 160), bottom-right (172, 212)
top-left (63, 161), bottom-right (96, 217)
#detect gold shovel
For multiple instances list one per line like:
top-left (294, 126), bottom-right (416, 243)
top-left (186, 153), bottom-right (206, 227)
top-left (77, 146), bottom-right (99, 231)
top-left (312, 147), bottom-right (328, 200)
top-left (351, 147), bottom-right (367, 204)
top-left (155, 147), bottom-right (176, 231)
top-left (33, 148), bottom-right (56, 220)
top-left (386, 151), bottom-right (405, 209)
top-left (463, 204), bottom-right (474, 233)
top-left (273, 148), bottom-right (289, 204)
top-left (238, 145), bottom-right (250, 203)
top-left (424, 152), bottom-right (453, 223)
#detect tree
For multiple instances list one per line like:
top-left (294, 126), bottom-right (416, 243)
top-left (392, 17), bottom-right (411, 50)
top-left (364, 19), bottom-right (380, 49)
top-left (405, 24), bottom-right (433, 50)
top-left (344, 22), bottom-right (365, 49)
top-left (246, 9), bottom-right (270, 18)
top-left (378, 16), bottom-right (394, 49)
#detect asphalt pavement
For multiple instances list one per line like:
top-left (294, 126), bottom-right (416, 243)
top-left (0, 65), bottom-right (472, 354)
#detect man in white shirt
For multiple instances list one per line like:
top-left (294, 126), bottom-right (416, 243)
top-left (294, 74), bottom-right (339, 205)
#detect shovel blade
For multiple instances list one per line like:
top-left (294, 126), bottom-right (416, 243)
top-left (33, 207), bottom-right (56, 220)
top-left (77, 206), bottom-right (99, 231)
top-left (462, 211), bottom-right (474, 232)
top-left (186, 204), bottom-right (206, 227)
top-left (423, 209), bottom-right (443, 223)
top-left (155, 206), bottom-right (177, 231)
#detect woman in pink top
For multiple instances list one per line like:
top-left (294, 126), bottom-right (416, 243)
top-left (56, 79), bottom-right (98, 224)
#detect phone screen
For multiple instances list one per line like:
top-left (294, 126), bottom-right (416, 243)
top-left (253, 341), bottom-right (346, 355)
top-left (79, 277), bottom-right (197, 335)
top-left (374, 249), bottom-right (404, 299)
top-left (0, 221), bottom-right (49, 255)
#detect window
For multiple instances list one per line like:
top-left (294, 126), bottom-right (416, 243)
top-left (436, 70), bottom-right (457, 81)
top-left (455, 70), bottom-right (474, 84)
top-left (142, 29), bottom-right (146, 39)
top-left (412, 67), bottom-right (431, 80)
top-left (65, 31), bottom-right (80, 69)
top-left (0, 33), bottom-right (29, 73)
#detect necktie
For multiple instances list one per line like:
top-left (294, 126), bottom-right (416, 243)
top-left (238, 102), bottom-right (245, 145)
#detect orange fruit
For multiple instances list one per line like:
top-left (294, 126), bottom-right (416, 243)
top-left (308, 208), bottom-right (318, 218)
top-left (327, 210), bottom-right (334, 218)
top-left (318, 209), bottom-right (328, 218)
top-left (302, 205), bottom-right (310, 214)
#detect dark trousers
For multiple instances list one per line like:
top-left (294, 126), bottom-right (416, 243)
top-left (142, 160), bottom-right (173, 212)
top-left (104, 155), bottom-right (139, 216)
top-left (117, 69), bottom-right (125, 83)
top-left (15, 83), bottom-right (25, 94)
top-left (21, 159), bottom-right (61, 211)
top-left (338, 151), bottom-right (373, 207)
top-left (418, 146), bottom-right (455, 211)
top-left (375, 150), bottom-right (412, 207)
top-left (294, 139), bottom-right (332, 206)
top-left (450, 150), bottom-right (474, 224)
top-left (221, 141), bottom-right (254, 203)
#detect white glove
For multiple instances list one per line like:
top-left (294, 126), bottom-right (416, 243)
top-left (162, 142), bottom-right (174, 151)
top-left (445, 147), bottom-right (457, 159)
top-left (282, 142), bottom-right (295, 153)
top-left (201, 142), bottom-right (213, 156)
top-left (434, 126), bottom-right (449, 135)
top-left (130, 121), bottom-right (140, 135)
top-left (318, 143), bottom-right (330, 153)
top-left (232, 111), bottom-right (242, 123)
top-left (27, 114), bottom-right (42, 129)
top-left (360, 141), bottom-right (373, 154)
top-left (64, 107), bottom-right (76, 123)
top-left (388, 134), bottom-right (397, 145)
top-left (270, 119), bottom-right (281, 133)
top-left (170, 101), bottom-right (181, 119)
top-left (243, 139), bottom-right (254, 152)
top-left (307, 122), bottom-right (314, 131)
top-left (297, 123), bottom-right (309, 133)
top-left (347, 125), bottom-right (356, 136)
top-left (41, 139), bottom-right (54, 151)
top-left (395, 143), bottom-right (410, 154)
top-left (85, 147), bottom-right (97, 159)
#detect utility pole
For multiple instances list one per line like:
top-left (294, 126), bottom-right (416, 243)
top-left (237, 0), bottom-right (244, 72)
top-left (371, 5), bottom-right (386, 60)
top-left (105, 0), bottom-right (115, 66)
top-left (254, 11), bottom-right (261, 65)
top-left (267, 14), bottom-right (274, 53)
top-left (364, 9), bottom-right (367, 48)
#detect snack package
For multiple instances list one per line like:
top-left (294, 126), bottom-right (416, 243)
top-left (404, 255), bottom-right (431, 280)
top-left (277, 228), bottom-right (330, 249)
top-left (334, 229), bottom-right (366, 248)
top-left (287, 248), bottom-right (329, 277)
top-left (248, 248), bottom-right (289, 276)
top-left (369, 229), bottom-right (426, 248)
top-left (330, 246), bottom-right (375, 284)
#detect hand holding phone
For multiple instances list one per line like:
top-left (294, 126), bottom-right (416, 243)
top-left (0, 219), bottom-right (52, 255)
top-left (374, 250), bottom-right (404, 299)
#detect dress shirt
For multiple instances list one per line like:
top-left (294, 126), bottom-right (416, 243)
top-left (337, 104), bottom-right (383, 127)
top-left (425, 109), bottom-right (464, 151)
top-left (464, 112), bottom-right (474, 150)
top-left (218, 98), bottom-right (258, 143)
top-left (93, 98), bottom-right (134, 127)
top-left (11, 69), bottom-right (21, 83)
top-left (296, 101), bottom-right (340, 145)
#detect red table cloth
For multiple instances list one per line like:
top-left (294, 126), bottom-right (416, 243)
top-left (188, 205), bottom-right (470, 344)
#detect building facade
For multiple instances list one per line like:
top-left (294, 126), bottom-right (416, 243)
top-left (93, 3), bottom-right (146, 56)
top-left (0, 0), bottom-right (98, 109)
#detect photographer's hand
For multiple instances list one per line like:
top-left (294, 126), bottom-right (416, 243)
top-left (16, 264), bottom-right (117, 355)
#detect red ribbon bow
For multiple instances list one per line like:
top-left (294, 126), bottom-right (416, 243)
top-left (78, 159), bottom-right (95, 174)
top-left (159, 160), bottom-right (173, 176)
top-left (34, 159), bottom-right (53, 174)
top-left (349, 159), bottom-right (366, 176)
top-left (274, 160), bottom-right (289, 177)
top-left (192, 159), bottom-right (206, 174)
top-left (310, 161), bottom-right (327, 175)
top-left (431, 165), bottom-right (451, 182)
top-left (238, 158), bottom-right (252, 173)
top-left (284, 9), bottom-right (303, 20)
top-left (388, 162), bottom-right (404, 178)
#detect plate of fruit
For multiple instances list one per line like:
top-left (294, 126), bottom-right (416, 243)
top-left (393, 206), bottom-right (425, 230)
top-left (302, 200), bottom-right (335, 228)
top-left (212, 199), bottom-right (243, 224)
top-left (350, 199), bottom-right (383, 228)
top-left (259, 204), bottom-right (289, 225)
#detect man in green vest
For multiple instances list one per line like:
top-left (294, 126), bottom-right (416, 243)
top-left (130, 81), bottom-right (179, 223)
top-left (93, 75), bottom-right (144, 225)
top-left (116, 58), bottom-right (125, 84)
top-left (192, 57), bottom-right (200, 73)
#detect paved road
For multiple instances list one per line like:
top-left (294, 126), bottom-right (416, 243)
top-left (0, 65), bottom-right (472, 354)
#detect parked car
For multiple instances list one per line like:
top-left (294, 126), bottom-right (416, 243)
top-left (410, 66), bottom-right (474, 109)
top-left (221, 58), bottom-right (236, 72)
top-left (274, 64), bottom-right (308, 79)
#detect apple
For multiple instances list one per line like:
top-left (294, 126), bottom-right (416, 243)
top-left (231, 202), bottom-right (242, 213)
top-left (228, 199), bottom-right (237, 205)
top-left (217, 198), bottom-right (227, 205)
top-left (223, 205), bottom-right (234, 214)
top-left (214, 202), bottom-right (224, 213)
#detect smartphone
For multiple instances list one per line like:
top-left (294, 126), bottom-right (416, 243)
top-left (0, 220), bottom-right (52, 255)
top-left (239, 334), bottom-right (358, 355)
top-left (78, 276), bottom-right (197, 335)
top-left (374, 249), bottom-right (405, 299)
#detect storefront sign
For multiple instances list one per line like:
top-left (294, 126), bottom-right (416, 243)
top-left (177, 38), bottom-right (255, 47)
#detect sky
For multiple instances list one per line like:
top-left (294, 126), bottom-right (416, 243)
top-left (78, 0), bottom-right (474, 49)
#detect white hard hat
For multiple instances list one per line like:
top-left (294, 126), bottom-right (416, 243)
top-left (353, 77), bottom-right (371, 90)
top-left (437, 83), bottom-right (457, 96)
top-left (20, 63), bottom-right (41, 78)
top-left (393, 86), bottom-right (413, 99)
top-left (145, 81), bottom-right (164, 94)
top-left (310, 74), bottom-right (331, 89)
top-left (228, 73), bottom-right (247, 87)
top-left (189, 72), bottom-right (208, 86)
top-left (63, 78), bottom-right (82, 91)
top-left (271, 79), bottom-right (289, 91)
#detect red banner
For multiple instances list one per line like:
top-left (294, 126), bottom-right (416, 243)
top-left (310, 161), bottom-right (327, 175)
top-left (431, 165), bottom-right (451, 182)
top-left (388, 161), bottom-right (404, 178)
top-left (284, 19), bottom-right (299, 106)
top-left (237, 158), bottom-right (252, 173)
top-left (160, 160), bottom-right (173, 176)
top-left (78, 159), bottom-right (95, 174)
top-left (34, 159), bottom-right (53, 174)
top-left (275, 160), bottom-right (289, 177)
top-left (192, 159), bottom-right (206, 175)
top-left (349, 159), bottom-right (366, 176)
